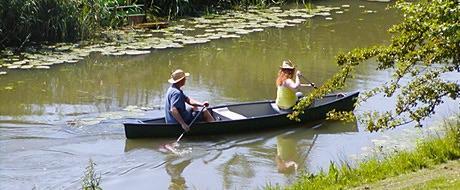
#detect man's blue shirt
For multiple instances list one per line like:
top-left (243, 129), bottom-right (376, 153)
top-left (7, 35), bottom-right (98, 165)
top-left (165, 84), bottom-right (191, 123)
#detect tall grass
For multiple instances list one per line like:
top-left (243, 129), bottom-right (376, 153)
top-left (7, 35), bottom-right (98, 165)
top-left (144, 0), bottom-right (303, 20)
top-left (81, 159), bottom-right (102, 190)
top-left (0, 0), bottom-right (121, 49)
top-left (268, 118), bottom-right (460, 190)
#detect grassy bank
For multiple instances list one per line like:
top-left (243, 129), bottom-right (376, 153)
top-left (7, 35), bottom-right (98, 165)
top-left (353, 160), bottom-right (460, 189)
top-left (268, 117), bottom-right (460, 190)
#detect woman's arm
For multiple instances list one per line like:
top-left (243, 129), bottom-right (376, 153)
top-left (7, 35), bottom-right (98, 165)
top-left (283, 72), bottom-right (301, 90)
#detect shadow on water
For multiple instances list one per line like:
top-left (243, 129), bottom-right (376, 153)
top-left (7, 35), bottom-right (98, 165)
top-left (123, 120), bottom-right (357, 189)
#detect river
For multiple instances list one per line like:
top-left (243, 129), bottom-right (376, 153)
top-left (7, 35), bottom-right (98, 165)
top-left (0, 0), bottom-right (458, 189)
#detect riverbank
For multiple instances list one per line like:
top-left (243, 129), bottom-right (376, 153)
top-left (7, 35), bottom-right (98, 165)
top-left (269, 117), bottom-right (460, 189)
top-left (353, 159), bottom-right (460, 189)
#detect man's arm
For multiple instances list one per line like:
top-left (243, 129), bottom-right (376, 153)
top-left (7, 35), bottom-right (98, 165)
top-left (171, 107), bottom-right (190, 131)
top-left (185, 97), bottom-right (209, 107)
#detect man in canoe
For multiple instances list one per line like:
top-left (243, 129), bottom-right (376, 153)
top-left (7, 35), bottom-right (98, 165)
top-left (165, 69), bottom-right (215, 132)
top-left (275, 60), bottom-right (314, 110)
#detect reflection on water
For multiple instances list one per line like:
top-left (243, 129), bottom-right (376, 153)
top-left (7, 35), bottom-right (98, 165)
top-left (166, 157), bottom-right (191, 190)
top-left (276, 132), bottom-right (307, 174)
top-left (120, 121), bottom-right (357, 189)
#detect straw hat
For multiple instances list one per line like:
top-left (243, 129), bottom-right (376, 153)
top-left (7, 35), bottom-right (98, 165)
top-left (280, 60), bottom-right (295, 70)
top-left (168, 69), bottom-right (190, 83)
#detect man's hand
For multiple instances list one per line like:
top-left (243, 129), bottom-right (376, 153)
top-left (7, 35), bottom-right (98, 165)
top-left (202, 101), bottom-right (209, 107)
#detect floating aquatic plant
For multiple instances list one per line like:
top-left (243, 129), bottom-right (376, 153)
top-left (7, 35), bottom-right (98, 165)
top-left (0, 4), bottom-right (371, 73)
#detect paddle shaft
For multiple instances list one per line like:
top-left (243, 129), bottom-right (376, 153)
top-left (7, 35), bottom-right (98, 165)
top-left (299, 74), bottom-right (317, 89)
top-left (176, 106), bottom-right (206, 142)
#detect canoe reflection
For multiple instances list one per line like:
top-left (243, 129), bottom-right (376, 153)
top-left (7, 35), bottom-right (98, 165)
top-left (123, 120), bottom-right (358, 188)
top-left (165, 158), bottom-right (191, 190)
top-left (275, 121), bottom-right (357, 175)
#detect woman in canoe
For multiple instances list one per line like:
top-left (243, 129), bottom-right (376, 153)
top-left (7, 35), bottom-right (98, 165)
top-left (275, 60), bottom-right (307, 110)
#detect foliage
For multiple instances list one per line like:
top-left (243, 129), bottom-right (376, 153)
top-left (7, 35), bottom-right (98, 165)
top-left (289, 0), bottom-right (460, 132)
top-left (144, 0), bottom-right (303, 20)
top-left (81, 159), bottom-right (102, 190)
top-left (267, 118), bottom-right (460, 190)
top-left (0, 0), bottom-right (122, 48)
top-left (0, 0), bottom-right (309, 47)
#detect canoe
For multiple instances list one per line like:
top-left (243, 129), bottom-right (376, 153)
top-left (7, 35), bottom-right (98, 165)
top-left (124, 91), bottom-right (359, 139)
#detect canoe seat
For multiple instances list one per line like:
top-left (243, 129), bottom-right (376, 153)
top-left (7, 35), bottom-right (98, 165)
top-left (213, 107), bottom-right (247, 120)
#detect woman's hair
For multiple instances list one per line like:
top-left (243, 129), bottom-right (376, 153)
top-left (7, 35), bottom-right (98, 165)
top-left (276, 68), bottom-right (295, 86)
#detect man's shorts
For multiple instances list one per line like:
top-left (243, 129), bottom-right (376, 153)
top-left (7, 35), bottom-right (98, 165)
top-left (185, 107), bottom-right (204, 124)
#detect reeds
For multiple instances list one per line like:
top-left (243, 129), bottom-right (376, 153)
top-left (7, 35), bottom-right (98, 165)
top-left (0, 0), bottom-right (120, 48)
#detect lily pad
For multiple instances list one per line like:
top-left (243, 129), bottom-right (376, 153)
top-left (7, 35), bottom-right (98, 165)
top-left (367, 0), bottom-right (391, 2)
top-left (12, 60), bottom-right (28, 65)
top-left (153, 45), bottom-right (168, 49)
top-left (206, 35), bottom-right (221, 40)
top-left (325, 17), bottom-right (333, 20)
top-left (0, 71), bottom-right (6, 75)
top-left (125, 50), bottom-right (151, 55)
top-left (167, 43), bottom-right (184, 48)
top-left (235, 29), bottom-right (252, 35)
top-left (315, 12), bottom-right (331, 16)
top-left (65, 60), bottom-right (79, 63)
top-left (195, 24), bottom-right (209, 28)
top-left (110, 52), bottom-right (127, 56)
top-left (300, 14), bottom-right (315, 18)
top-left (7, 65), bottom-right (20, 69)
top-left (172, 33), bottom-right (184, 38)
top-left (138, 34), bottom-right (153, 38)
top-left (342, 5), bottom-right (350, 8)
top-left (364, 10), bottom-right (377, 14)
top-left (34, 65), bottom-right (50, 69)
top-left (221, 34), bottom-right (241, 38)
top-left (20, 65), bottom-right (34, 69)
top-left (288, 19), bottom-right (305, 24)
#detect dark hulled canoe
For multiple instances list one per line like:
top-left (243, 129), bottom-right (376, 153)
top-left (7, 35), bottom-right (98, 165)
top-left (124, 91), bottom-right (359, 138)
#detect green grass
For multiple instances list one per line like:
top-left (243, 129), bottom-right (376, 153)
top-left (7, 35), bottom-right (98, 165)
top-left (267, 118), bottom-right (460, 190)
top-left (404, 177), bottom-right (460, 190)
top-left (82, 159), bottom-right (102, 190)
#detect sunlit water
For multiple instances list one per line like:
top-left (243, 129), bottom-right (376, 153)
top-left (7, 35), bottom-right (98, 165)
top-left (1, 0), bottom-right (459, 189)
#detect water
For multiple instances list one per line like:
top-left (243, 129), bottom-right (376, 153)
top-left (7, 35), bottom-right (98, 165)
top-left (1, 0), bottom-right (458, 189)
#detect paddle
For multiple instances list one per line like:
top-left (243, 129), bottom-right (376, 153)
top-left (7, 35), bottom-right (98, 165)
top-left (175, 106), bottom-right (206, 142)
top-left (162, 106), bottom-right (207, 154)
top-left (298, 73), bottom-right (317, 89)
